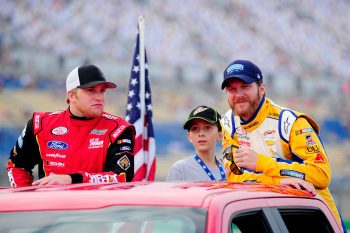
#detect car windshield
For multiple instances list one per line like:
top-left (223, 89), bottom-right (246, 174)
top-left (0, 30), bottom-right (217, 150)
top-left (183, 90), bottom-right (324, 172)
top-left (0, 206), bottom-right (206, 233)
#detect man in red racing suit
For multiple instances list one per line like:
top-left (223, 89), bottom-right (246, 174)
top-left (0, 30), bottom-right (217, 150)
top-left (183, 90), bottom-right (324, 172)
top-left (7, 64), bottom-right (135, 187)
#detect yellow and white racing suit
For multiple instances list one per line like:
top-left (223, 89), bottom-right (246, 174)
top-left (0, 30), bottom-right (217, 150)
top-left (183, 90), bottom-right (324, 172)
top-left (221, 97), bottom-right (342, 225)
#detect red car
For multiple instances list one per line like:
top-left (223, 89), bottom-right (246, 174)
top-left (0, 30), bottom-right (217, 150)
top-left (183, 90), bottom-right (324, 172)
top-left (0, 182), bottom-right (342, 233)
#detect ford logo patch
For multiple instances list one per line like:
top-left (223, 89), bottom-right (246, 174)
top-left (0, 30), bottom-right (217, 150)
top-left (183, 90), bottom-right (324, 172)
top-left (47, 141), bottom-right (68, 150)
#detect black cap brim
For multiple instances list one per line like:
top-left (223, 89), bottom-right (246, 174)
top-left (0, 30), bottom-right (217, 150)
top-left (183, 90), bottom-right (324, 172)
top-left (221, 75), bottom-right (256, 89)
top-left (78, 81), bottom-right (117, 89)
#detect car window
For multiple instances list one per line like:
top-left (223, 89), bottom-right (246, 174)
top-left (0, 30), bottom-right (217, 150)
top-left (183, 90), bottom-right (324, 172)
top-left (0, 206), bottom-right (206, 233)
top-left (231, 210), bottom-right (273, 233)
top-left (230, 207), bottom-right (336, 233)
top-left (278, 208), bottom-right (335, 233)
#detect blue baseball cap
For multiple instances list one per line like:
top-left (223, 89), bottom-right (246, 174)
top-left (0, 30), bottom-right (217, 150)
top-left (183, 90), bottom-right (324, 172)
top-left (221, 60), bottom-right (263, 89)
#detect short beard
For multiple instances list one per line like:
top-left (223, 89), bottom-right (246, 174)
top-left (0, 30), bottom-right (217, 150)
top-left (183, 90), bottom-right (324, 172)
top-left (84, 109), bottom-right (103, 118)
top-left (230, 91), bottom-right (262, 120)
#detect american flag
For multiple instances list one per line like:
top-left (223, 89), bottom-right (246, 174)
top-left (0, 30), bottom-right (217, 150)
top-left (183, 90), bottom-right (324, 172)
top-left (125, 28), bottom-right (156, 181)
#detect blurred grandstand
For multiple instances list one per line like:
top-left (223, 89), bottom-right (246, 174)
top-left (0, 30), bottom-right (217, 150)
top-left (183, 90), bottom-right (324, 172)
top-left (0, 0), bottom-right (350, 214)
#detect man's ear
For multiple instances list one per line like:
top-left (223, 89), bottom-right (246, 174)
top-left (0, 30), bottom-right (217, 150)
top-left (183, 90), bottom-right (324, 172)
top-left (259, 83), bottom-right (266, 96)
top-left (67, 90), bottom-right (76, 103)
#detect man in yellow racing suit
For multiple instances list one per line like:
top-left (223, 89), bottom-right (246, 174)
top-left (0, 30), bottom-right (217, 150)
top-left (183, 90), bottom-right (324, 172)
top-left (221, 59), bottom-right (345, 231)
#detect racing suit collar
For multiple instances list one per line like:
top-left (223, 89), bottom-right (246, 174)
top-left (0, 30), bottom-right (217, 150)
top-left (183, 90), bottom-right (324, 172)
top-left (68, 107), bottom-right (94, 121)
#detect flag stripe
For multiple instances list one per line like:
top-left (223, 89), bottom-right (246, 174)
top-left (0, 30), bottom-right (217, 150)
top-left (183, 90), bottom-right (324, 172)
top-left (134, 135), bottom-right (143, 153)
top-left (125, 25), bottom-right (156, 181)
top-left (133, 164), bottom-right (147, 181)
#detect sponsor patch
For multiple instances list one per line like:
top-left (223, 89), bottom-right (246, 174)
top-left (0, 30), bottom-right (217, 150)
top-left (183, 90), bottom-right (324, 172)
top-left (120, 146), bottom-right (131, 151)
top-left (46, 160), bottom-right (65, 167)
top-left (305, 134), bottom-right (316, 146)
top-left (263, 130), bottom-right (277, 147)
top-left (86, 173), bottom-right (119, 183)
top-left (245, 121), bottom-right (258, 129)
top-left (34, 114), bottom-right (40, 130)
top-left (314, 153), bottom-right (326, 164)
top-left (295, 128), bottom-right (313, 135)
top-left (47, 141), bottom-right (68, 150)
top-left (265, 140), bottom-right (275, 146)
top-left (226, 63), bottom-right (244, 74)
top-left (90, 129), bottom-right (108, 135)
top-left (305, 145), bottom-right (320, 154)
top-left (263, 130), bottom-right (276, 137)
top-left (46, 153), bottom-right (66, 158)
top-left (236, 127), bottom-right (251, 147)
top-left (280, 169), bottom-right (305, 179)
top-left (51, 126), bottom-right (68, 135)
top-left (117, 155), bottom-right (131, 170)
top-left (88, 138), bottom-right (104, 149)
top-left (236, 127), bottom-right (246, 135)
top-left (238, 140), bottom-right (251, 147)
top-left (102, 113), bottom-right (118, 120)
top-left (117, 139), bottom-right (132, 144)
top-left (112, 125), bottom-right (126, 139)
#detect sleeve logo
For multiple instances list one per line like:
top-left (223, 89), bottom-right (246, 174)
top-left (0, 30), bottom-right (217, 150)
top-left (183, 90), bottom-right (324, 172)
top-left (117, 155), bottom-right (131, 170)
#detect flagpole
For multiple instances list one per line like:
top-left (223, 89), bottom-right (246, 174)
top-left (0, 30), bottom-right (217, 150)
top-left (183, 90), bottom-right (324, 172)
top-left (126, 17), bottom-right (155, 181)
top-left (138, 16), bottom-right (146, 149)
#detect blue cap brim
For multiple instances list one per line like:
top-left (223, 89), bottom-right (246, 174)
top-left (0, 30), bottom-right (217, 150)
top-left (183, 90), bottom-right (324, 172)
top-left (221, 75), bottom-right (256, 89)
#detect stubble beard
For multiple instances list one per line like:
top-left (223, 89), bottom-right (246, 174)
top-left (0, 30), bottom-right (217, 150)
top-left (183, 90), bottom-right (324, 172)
top-left (87, 111), bottom-right (102, 118)
top-left (86, 107), bottom-right (103, 118)
top-left (230, 92), bottom-right (262, 120)
top-left (75, 103), bottom-right (103, 118)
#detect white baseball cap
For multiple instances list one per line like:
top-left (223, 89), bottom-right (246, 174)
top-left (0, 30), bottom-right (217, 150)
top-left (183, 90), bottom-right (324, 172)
top-left (66, 64), bottom-right (117, 92)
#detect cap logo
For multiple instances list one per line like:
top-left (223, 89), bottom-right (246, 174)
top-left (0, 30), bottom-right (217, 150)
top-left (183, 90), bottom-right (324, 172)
top-left (193, 106), bottom-right (208, 116)
top-left (226, 64), bottom-right (244, 74)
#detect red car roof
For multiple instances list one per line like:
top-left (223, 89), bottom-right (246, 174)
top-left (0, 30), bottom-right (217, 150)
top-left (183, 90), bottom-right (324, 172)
top-left (0, 182), bottom-right (314, 212)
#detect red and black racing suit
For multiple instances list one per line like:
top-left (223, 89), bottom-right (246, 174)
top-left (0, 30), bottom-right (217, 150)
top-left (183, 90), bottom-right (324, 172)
top-left (7, 109), bottom-right (135, 187)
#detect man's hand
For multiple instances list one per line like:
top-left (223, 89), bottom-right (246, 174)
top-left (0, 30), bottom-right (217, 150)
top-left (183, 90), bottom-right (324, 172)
top-left (233, 146), bottom-right (258, 171)
top-left (223, 160), bottom-right (232, 177)
top-left (280, 177), bottom-right (316, 195)
top-left (32, 174), bottom-right (72, 186)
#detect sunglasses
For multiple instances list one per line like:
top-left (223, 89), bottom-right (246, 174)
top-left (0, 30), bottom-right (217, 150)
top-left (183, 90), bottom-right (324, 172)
top-left (223, 145), bottom-right (243, 175)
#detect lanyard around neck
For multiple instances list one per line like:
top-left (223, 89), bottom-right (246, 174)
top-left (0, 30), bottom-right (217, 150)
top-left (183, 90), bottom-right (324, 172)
top-left (194, 154), bottom-right (226, 181)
